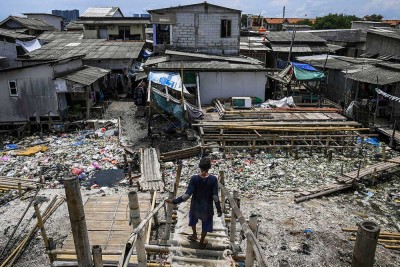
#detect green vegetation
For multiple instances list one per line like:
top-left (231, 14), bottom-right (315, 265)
top-left (363, 14), bottom-right (383, 22)
top-left (313, 13), bottom-right (361, 29)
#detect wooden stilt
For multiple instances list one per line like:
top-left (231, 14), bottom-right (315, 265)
top-left (245, 215), bottom-right (258, 267)
top-left (382, 145), bottom-right (387, 161)
top-left (63, 177), bottom-right (92, 267)
top-left (128, 191), bottom-right (146, 267)
top-left (92, 245), bottom-right (104, 267)
top-left (18, 182), bottom-right (22, 197)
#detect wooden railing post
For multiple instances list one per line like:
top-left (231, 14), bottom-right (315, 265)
top-left (128, 191), bottom-right (146, 267)
top-left (34, 202), bottom-right (54, 263)
top-left (92, 245), bottom-right (104, 267)
top-left (245, 214), bottom-right (258, 267)
top-left (18, 182), bottom-right (22, 198)
top-left (64, 177), bottom-right (92, 267)
top-left (163, 189), bottom-right (174, 243)
top-left (230, 190), bottom-right (239, 243)
top-left (219, 171), bottom-right (225, 213)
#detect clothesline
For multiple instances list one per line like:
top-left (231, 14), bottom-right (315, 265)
top-left (376, 88), bottom-right (400, 103)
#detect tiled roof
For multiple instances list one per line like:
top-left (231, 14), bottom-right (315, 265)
top-left (382, 20), bottom-right (400, 26)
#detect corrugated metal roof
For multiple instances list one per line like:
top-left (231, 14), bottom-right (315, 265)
top-left (0, 28), bottom-right (35, 40)
top-left (0, 16), bottom-right (57, 31)
top-left (270, 44), bottom-right (329, 53)
top-left (153, 61), bottom-right (266, 71)
top-left (81, 7), bottom-right (123, 18)
top-left (76, 19), bottom-right (149, 25)
top-left (144, 55), bottom-right (170, 66)
top-left (148, 2), bottom-right (240, 13)
top-left (240, 37), bottom-right (271, 51)
top-left (266, 32), bottom-right (327, 43)
top-left (65, 21), bottom-right (84, 30)
top-left (347, 65), bottom-right (400, 85)
top-left (368, 29), bottom-right (400, 40)
top-left (22, 39), bottom-right (145, 61)
top-left (58, 66), bottom-right (110, 85)
top-left (165, 50), bottom-right (263, 65)
top-left (37, 31), bottom-right (83, 41)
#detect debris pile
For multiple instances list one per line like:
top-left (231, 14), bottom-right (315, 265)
top-left (0, 126), bottom-right (124, 189)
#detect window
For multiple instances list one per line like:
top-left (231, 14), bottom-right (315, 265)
top-left (8, 80), bottom-right (18, 96)
top-left (87, 25), bottom-right (96, 30)
top-left (221, 19), bottom-right (232, 38)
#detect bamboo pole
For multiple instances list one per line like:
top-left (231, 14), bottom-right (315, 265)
top-left (163, 190), bottom-right (174, 244)
top-left (92, 245), bottom-right (104, 267)
top-left (218, 182), bottom-right (268, 267)
top-left (174, 164), bottom-right (183, 197)
top-left (230, 190), bottom-right (239, 243)
top-left (128, 191), bottom-right (146, 267)
top-left (34, 202), bottom-right (54, 263)
top-left (64, 177), bottom-right (92, 267)
top-left (18, 182), bottom-right (22, 197)
top-left (219, 171), bottom-right (225, 213)
top-left (351, 221), bottom-right (380, 267)
top-left (0, 190), bottom-right (39, 259)
top-left (245, 214), bottom-right (258, 267)
top-left (1, 197), bottom-right (64, 267)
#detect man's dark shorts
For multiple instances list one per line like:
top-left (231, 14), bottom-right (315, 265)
top-left (189, 211), bottom-right (213, 232)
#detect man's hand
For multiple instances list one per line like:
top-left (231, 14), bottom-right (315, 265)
top-left (215, 201), bottom-right (223, 217)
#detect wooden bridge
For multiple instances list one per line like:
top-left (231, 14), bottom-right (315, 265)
top-left (294, 155), bottom-right (400, 203)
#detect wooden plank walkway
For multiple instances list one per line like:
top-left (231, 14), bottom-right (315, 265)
top-left (57, 194), bottom-right (153, 265)
top-left (169, 200), bottom-right (234, 267)
top-left (140, 148), bottom-right (164, 192)
top-left (378, 127), bottom-right (400, 144)
top-left (294, 156), bottom-right (400, 203)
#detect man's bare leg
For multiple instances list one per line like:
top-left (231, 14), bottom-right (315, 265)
top-left (199, 232), bottom-right (207, 247)
top-left (191, 225), bottom-right (197, 240)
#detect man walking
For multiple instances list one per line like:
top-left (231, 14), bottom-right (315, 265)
top-left (166, 157), bottom-right (222, 248)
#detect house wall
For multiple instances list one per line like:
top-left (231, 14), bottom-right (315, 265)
top-left (0, 58), bottom-right (84, 122)
top-left (0, 41), bottom-right (21, 69)
top-left (199, 71), bottom-right (267, 104)
top-left (168, 5), bottom-right (240, 55)
top-left (366, 32), bottom-right (400, 56)
top-left (0, 65), bottom-right (57, 122)
top-left (25, 14), bottom-right (63, 30)
top-left (83, 24), bottom-right (145, 39)
top-left (324, 69), bottom-right (354, 106)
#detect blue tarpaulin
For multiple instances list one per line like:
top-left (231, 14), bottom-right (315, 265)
top-left (291, 62), bottom-right (318, 71)
top-left (293, 66), bottom-right (325, 81)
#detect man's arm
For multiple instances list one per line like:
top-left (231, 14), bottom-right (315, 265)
top-left (167, 176), bottom-right (195, 205)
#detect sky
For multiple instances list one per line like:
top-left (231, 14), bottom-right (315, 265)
top-left (0, 0), bottom-right (399, 20)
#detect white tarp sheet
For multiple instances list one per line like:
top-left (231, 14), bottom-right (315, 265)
top-left (16, 39), bottom-right (41, 52)
top-left (376, 88), bottom-right (400, 103)
top-left (148, 71), bottom-right (190, 94)
top-left (260, 96), bottom-right (296, 108)
top-left (54, 79), bottom-right (67, 93)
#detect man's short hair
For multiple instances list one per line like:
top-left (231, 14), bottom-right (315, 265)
top-left (199, 157), bottom-right (211, 171)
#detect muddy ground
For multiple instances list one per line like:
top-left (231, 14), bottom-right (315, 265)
top-left (1, 100), bottom-right (400, 266)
